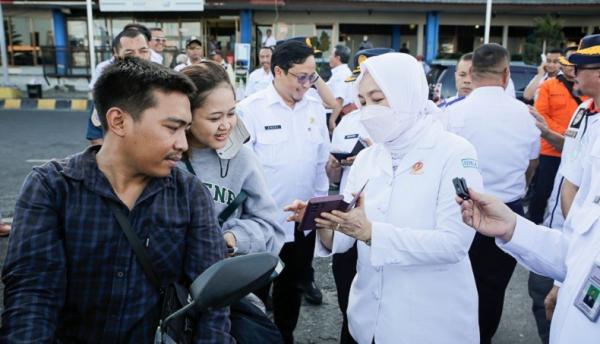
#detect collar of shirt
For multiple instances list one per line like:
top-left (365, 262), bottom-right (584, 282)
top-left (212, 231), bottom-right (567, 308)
top-left (264, 83), bottom-right (310, 111)
top-left (61, 145), bottom-right (175, 204)
top-left (331, 64), bottom-right (350, 77)
top-left (372, 119), bottom-right (440, 176)
top-left (469, 86), bottom-right (507, 98)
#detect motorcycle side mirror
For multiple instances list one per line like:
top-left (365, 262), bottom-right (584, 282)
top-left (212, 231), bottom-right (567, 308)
top-left (191, 252), bottom-right (282, 310)
top-left (162, 252), bottom-right (283, 328)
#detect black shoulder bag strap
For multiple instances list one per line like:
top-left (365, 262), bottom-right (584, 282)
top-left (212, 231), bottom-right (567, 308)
top-left (218, 191), bottom-right (248, 226)
top-left (107, 200), bottom-right (162, 291)
top-left (183, 156), bottom-right (248, 226)
top-left (557, 74), bottom-right (583, 105)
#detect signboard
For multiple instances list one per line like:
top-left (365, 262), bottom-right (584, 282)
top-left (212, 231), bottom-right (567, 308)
top-left (100, 0), bottom-right (204, 12)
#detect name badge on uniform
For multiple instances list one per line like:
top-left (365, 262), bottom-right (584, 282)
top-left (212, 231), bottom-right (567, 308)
top-left (345, 133), bottom-right (359, 140)
top-left (574, 263), bottom-right (600, 322)
top-left (264, 125), bottom-right (282, 131)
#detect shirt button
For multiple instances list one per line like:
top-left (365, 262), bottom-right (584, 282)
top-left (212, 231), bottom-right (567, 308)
top-left (117, 271), bottom-right (124, 278)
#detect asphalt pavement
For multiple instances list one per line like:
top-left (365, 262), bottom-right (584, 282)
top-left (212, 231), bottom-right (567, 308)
top-left (0, 109), bottom-right (540, 343)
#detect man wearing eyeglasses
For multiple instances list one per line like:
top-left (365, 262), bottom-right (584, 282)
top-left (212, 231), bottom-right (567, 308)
top-left (149, 27), bottom-right (165, 65)
top-left (237, 39), bottom-right (329, 344)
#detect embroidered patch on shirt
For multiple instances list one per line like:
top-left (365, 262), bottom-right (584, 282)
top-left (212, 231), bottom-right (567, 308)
top-left (345, 133), bottom-right (359, 139)
top-left (410, 161), bottom-right (424, 175)
top-left (264, 125), bottom-right (282, 130)
top-left (461, 158), bottom-right (479, 169)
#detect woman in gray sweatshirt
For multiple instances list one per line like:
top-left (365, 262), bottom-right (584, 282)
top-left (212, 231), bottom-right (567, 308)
top-left (179, 62), bottom-right (285, 256)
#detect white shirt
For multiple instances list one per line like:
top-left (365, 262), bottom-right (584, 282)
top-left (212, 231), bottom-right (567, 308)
top-left (544, 100), bottom-right (599, 229)
top-left (445, 86), bottom-right (541, 203)
top-left (506, 78), bottom-right (516, 98)
top-left (498, 205), bottom-right (600, 343)
top-left (245, 68), bottom-right (273, 98)
top-left (330, 109), bottom-right (369, 191)
top-left (89, 58), bottom-right (114, 90)
top-left (316, 121), bottom-right (483, 344)
top-left (262, 35), bottom-right (277, 48)
top-left (326, 64), bottom-right (353, 105)
top-left (150, 49), bottom-right (163, 64)
top-left (174, 60), bottom-right (192, 72)
top-left (238, 84), bottom-right (330, 241)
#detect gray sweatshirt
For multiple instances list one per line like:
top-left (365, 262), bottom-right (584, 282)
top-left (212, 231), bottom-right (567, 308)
top-left (178, 146), bottom-right (285, 255)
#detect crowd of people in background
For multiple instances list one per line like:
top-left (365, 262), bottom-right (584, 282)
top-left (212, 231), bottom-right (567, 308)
top-left (1, 19), bottom-right (600, 344)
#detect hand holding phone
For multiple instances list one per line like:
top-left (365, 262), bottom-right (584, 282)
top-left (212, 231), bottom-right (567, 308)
top-left (453, 177), bottom-right (470, 200)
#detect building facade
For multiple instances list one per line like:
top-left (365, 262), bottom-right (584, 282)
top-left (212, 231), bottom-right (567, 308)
top-left (3, 0), bottom-right (599, 70)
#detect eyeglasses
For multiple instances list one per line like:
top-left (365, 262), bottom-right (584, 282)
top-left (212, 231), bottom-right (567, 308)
top-left (287, 71), bottom-right (320, 85)
top-left (574, 65), bottom-right (600, 75)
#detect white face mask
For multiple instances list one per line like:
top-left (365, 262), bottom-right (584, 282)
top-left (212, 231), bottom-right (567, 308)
top-left (359, 105), bottom-right (415, 144)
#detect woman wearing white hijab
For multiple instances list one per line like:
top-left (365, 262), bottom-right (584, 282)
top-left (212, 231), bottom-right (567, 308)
top-left (286, 53), bottom-right (484, 343)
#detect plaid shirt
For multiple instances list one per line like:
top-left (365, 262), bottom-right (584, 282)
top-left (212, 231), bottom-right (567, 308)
top-left (1, 146), bottom-right (233, 343)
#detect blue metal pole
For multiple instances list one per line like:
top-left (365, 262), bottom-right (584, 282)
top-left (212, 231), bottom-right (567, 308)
top-left (425, 11), bottom-right (439, 62)
top-left (240, 9), bottom-right (252, 45)
top-left (392, 25), bottom-right (401, 52)
top-left (52, 9), bottom-right (68, 76)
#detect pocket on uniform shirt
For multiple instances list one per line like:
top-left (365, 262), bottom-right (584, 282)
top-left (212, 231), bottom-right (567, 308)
top-left (255, 130), bottom-right (287, 166)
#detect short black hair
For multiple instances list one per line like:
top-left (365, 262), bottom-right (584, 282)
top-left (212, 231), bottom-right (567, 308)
top-left (334, 44), bottom-right (351, 64)
top-left (471, 43), bottom-right (509, 79)
top-left (123, 23), bottom-right (152, 42)
top-left (458, 52), bottom-right (474, 63)
top-left (548, 48), bottom-right (562, 55)
top-left (181, 61), bottom-right (234, 110)
top-left (93, 57), bottom-right (197, 131)
top-left (271, 40), bottom-right (314, 74)
top-left (149, 27), bottom-right (163, 33)
top-left (112, 29), bottom-right (147, 54)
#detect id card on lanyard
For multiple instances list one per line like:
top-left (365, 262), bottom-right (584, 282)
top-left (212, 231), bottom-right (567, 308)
top-left (574, 254), bottom-right (600, 322)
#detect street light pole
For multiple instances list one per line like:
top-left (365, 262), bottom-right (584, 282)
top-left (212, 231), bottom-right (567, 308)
top-left (0, 3), bottom-right (10, 85)
top-left (484, 0), bottom-right (492, 44)
top-left (86, 0), bottom-right (96, 81)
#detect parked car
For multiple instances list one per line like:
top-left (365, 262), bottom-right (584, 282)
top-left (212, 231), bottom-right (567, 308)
top-left (427, 60), bottom-right (537, 103)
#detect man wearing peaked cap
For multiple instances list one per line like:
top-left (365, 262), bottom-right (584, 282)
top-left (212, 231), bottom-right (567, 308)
top-left (174, 36), bottom-right (205, 71)
top-left (456, 34), bottom-right (600, 344)
top-left (326, 47), bottom-right (391, 344)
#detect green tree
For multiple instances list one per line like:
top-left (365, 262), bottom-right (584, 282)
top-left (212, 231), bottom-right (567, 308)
top-left (523, 15), bottom-right (564, 65)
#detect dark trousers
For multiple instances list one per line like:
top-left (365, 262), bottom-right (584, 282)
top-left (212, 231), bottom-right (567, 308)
top-left (469, 199), bottom-right (524, 344)
top-left (527, 155), bottom-right (561, 224)
top-left (272, 228), bottom-right (316, 344)
top-left (332, 243), bottom-right (358, 344)
top-left (528, 272), bottom-right (553, 344)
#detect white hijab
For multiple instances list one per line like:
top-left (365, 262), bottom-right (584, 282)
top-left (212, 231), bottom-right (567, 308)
top-left (355, 53), bottom-right (440, 166)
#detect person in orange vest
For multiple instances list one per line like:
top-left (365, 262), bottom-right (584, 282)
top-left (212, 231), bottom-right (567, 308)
top-left (527, 50), bottom-right (585, 225)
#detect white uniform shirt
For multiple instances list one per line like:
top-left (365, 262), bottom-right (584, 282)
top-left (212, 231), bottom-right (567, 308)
top-left (245, 68), bottom-right (273, 98)
top-left (262, 35), bottom-right (277, 48)
top-left (330, 109), bottom-right (369, 191)
top-left (89, 58), bottom-right (114, 90)
top-left (445, 86), bottom-right (541, 203)
top-left (238, 84), bottom-right (330, 241)
top-left (327, 64), bottom-right (353, 105)
top-left (499, 197), bottom-right (600, 343)
top-left (174, 59), bottom-right (194, 72)
top-left (150, 49), bottom-right (164, 64)
top-left (544, 100), bottom-right (599, 229)
top-left (317, 121), bottom-right (483, 344)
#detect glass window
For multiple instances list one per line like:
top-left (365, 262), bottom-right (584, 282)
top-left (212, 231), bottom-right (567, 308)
top-left (10, 16), bottom-right (30, 45)
top-left (67, 20), bottom-right (87, 48)
top-left (32, 17), bottom-right (52, 46)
